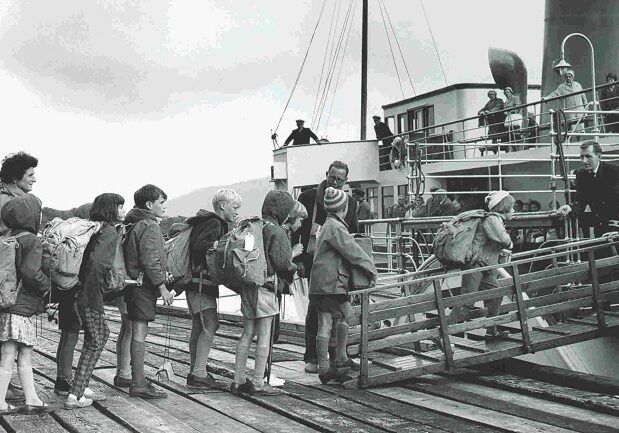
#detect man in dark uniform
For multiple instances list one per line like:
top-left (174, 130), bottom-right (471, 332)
top-left (557, 141), bottom-right (619, 236)
top-left (284, 119), bottom-right (320, 146)
top-left (292, 160), bottom-right (359, 373)
top-left (373, 115), bottom-right (394, 147)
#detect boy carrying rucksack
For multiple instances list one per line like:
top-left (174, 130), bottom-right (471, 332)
top-left (185, 189), bottom-right (242, 389)
top-left (309, 187), bottom-right (376, 384)
top-left (123, 184), bottom-right (173, 399)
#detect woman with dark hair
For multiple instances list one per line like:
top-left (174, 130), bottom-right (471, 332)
top-left (0, 152), bottom-right (38, 236)
top-left (64, 193), bottom-right (126, 409)
top-left (601, 72), bottom-right (619, 133)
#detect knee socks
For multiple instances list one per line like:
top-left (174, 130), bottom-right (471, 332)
top-left (116, 327), bottom-right (132, 379)
top-left (335, 322), bottom-right (349, 364)
top-left (253, 346), bottom-right (270, 389)
top-left (130, 341), bottom-right (146, 387)
top-left (0, 368), bottom-right (11, 406)
top-left (234, 343), bottom-right (250, 385)
top-left (192, 327), bottom-right (216, 377)
top-left (316, 337), bottom-right (330, 374)
top-left (18, 366), bottom-right (40, 406)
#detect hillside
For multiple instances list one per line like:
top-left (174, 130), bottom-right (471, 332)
top-left (165, 177), bottom-right (274, 217)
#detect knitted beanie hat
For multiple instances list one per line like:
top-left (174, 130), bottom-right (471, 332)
top-left (485, 190), bottom-right (510, 211)
top-left (324, 187), bottom-right (348, 213)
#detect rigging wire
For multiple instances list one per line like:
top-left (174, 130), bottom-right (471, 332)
top-left (420, 0), bottom-right (448, 85)
top-left (272, 0), bottom-right (328, 138)
top-left (315, 0), bottom-right (355, 133)
top-left (381, 0), bottom-right (416, 96)
top-left (378, 0), bottom-right (404, 98)
top-left (323, 0), bottom-right (358, 134)
top-left (311, 0), bottom-right (338, 130)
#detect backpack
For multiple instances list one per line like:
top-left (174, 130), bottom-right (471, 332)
top-left (103, 228), bottom-right (127, 295)
top-left (163, 222), bottom-right (193, 290)
top-left (0, 232), bottom-right (29, 308)
top-left (205, 216), bottom-right (268, 293)
top-left (41, 217), bottom-right (102, 290)
top-left (433, 210), bottom-right (498, 269)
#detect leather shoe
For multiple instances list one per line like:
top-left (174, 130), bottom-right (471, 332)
top-left (187, 373), bottom-right (226, 390)
top-left (304, 362), bottom-right (318, 374)
top-left (5, 387), bottom-right (24, 402)
top-left (229, 379), bottom-right (254, 396)
top-left (113, 375), bottom-right (132, 388)
top-left (129, 383), bottom-right (167, 399)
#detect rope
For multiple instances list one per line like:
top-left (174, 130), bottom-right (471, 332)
top-left (272, 0), bottom-right (328, 137)
top-left (381, 0), bottom-right (416, 96)
top-left (323, 0), bottom-right (357, 134)
top-left (420, 0), bottom-right (448, 85)
top-left (379, 0), bottom-right (404, 98)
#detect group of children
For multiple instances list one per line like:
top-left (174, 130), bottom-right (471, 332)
top-left (0, 163), bottom-right (378, 413)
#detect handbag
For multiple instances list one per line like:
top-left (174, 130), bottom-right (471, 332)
top-left (504, 112), bottom-right (524, 129)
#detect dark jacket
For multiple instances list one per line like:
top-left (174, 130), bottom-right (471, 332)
top-left (261, 191), bottom-right (297, 292)
top-left (374, 121), bottom-right (394, 146)
top-left (284, 127), bottom-right (319, 146)
top-left (570, 161), bottom-right (619, 235)
top-left (0, 183), bottom-right (26, 236)
top-left (1, 194), bottom-right (51, 317)
top-left (357, 200), bottom-right (372, 221)
top-left (123, 207), bottom-right (167, 291)
top-left (309, 215), bottom-right (376, 296)
top-left (186, 210), bottom-right (228, 297)
top-left (292, 181), bottom-right (359, 274)
top-left (77, 222), bottom-right (120, 312)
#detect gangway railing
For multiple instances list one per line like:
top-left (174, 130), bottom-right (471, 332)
top-left (342, 234), bottom-right (619, 389)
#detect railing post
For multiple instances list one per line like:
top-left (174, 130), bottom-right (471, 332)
top-left (511, 265), bottom-right (533, 353)
top-left (359, 292), bottom-right (370, 388)
top-left (586, 249), bottom-right (606, 329)
top-left (396, 221), bottom-right (404, 272)
top-left (433, 279), bottom-right (454, 368)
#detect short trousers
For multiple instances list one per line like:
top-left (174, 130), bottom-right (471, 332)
top-left (116, 295), bottom-right (128, 316)
top-left (310, 294), bottom-right (352, 319)
top-left (240, 287), bottom-right (279, 320)
top-left (186, 290), bottom-right (217, 315)
top-left (124, 286), bottom-right (158, 322)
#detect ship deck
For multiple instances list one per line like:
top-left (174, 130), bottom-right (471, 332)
top-left (3, 305), bottom-right (619, 433)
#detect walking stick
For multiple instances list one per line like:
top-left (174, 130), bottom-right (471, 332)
top-left (265, 276), bottom-right (279, 385)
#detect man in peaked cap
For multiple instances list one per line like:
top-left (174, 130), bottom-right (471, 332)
top-left (284, 119), bottom-right (320, 146)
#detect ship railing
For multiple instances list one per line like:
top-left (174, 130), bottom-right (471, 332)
top-left (343, 234), bottom-right (619, 388)
top-left (378, 80), bottom-right (619, 171)
top-left (359, 211), bottom-right (562, 274)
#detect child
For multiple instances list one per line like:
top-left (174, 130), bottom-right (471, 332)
top-left (447, 190), bottom-right (514, 340)
top-left (54, 203), bottom-right (92, 397)
top-left (0, 194), bottom-right (51, 414)
top-left (231, 190), bottom-right (297, 396)
top-left (114, 269), bottom-right (132, 388)
top-left (309, 187), bottom-right (377, 384)
top-left (123, 184), bottom-right (173, 399)
top-left (185, 189), bottom-right (242, 389)
top-left (65, 193), bottom-right (126, 409)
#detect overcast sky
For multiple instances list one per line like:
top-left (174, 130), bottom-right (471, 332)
top-left (0, 0), bottom-right (545, 208)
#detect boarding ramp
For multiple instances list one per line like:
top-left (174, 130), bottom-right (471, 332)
top-left (342, 235), bottom-right (619, 389)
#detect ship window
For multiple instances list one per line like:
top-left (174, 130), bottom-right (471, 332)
top-left (382, 186), bottom-right (394, 218)
top-left (397, 184), bottom-right (409, 199)
top-left (366, 187), bottom-right (378, 217)
top-left (397, 114), bottom-right (406, 134)
top-left (408, 105), bottom-right (435, 135)
top-left (385, 116), bottom-right (395, 133)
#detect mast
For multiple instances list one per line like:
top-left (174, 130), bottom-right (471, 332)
top-left (360, 0), bottom-right (368, 140)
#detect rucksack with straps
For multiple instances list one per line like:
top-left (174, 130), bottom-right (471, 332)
top-left (0, 232), bottom-right (29, 308)
top-left (164, 222), bottom-right (193, 291)
top-left (103, 227), bottom-right (127, 295)
top-left (41, 217), bottom-right (102, 290)
top-left (205, 216), bottom-right (269, 293)
top-left (433, 210), bottom-right (499, 269)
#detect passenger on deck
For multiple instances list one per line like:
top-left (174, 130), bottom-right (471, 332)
top-left (352, 188), bottom-right (372, 232)
top-left (388, 194), bottom-right (412, 218)
top-left (514, 200), bottom-right (523, 213)
top-left (373, 115), bottom-right (394, 147)
top-left (411, 189), bottom-right (457, 217)
top-left (530, 200), bottom-right (541, 212)
top-left (283, 119), bottom-right (320, 146)
top-left (503, 87), bottom-right (523, 150)
top-left (447, 190), bottom-right (515, 341)
top-left (544, 69), bottom-right (588, 132)
top-left (557, 141), bottom-right (619, 237)
top-left (600, 72), bottom-right (619, 133)
top-left (478, 90), bottom-right (506, 155)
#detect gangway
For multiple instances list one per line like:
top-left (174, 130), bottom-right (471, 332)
top-left (342, 235), bottom-right (619, 389)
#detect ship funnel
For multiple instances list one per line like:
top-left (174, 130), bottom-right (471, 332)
top-left (488, 47), bottom-right (528, 105)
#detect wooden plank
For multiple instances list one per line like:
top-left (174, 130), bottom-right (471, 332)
top-left (433, 279), bottom-right (453, 368)
top-left (372, 387), bottom-right (576, 433)
top-left (511, 265), bottom-right (532, 353)
top-left (406, 375), bottom-right (619, 433)
top-left (359, 293), bottom-right (369, 388)
top-left (0, 414), bottom-right (68, 433)
top-left (587, 249), bottom-right (606, 328)
top-left (531, 326), bottom-right (570, 336)
top-left (449, 336), bottom-right (488, 353)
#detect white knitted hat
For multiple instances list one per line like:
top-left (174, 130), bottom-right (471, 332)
top-left (485, 190), bottom-right (510, 211)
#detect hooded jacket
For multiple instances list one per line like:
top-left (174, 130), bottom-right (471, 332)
top-left (1, 194), bottom-right (51, 317)
top-left (186, 209), bottom-right (228, 296)
top-left (471, 213), bottom-right (513, 266)
top-left (0, 183), bottom-right (27, 236)
top-left (123, 207), bottom-right (167, 290)
top-left (309, 214), bottom-right (376, 296)
top-left (77, 222), bottom-right (120, 312)
top-left (261, 190), bottom-right (297, 292)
